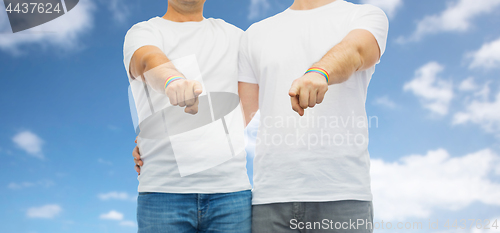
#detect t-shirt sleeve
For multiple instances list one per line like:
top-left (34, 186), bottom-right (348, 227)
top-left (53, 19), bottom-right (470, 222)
top-left (123, 21), bottom-right (163, 79)
top-left (348, 5), bottom-right (389, 58)
top-left (238, 31), bottom-right (258, 84)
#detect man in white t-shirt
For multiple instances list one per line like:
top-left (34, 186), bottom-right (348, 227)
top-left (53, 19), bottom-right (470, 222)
top-left (124, 0), bottom-right (251, 232)
top-left (238, 0), bottom-right (388, 232)
top-left (133, 0), bottom-right (388, 232)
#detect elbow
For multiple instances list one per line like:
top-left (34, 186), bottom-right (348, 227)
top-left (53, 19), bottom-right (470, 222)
top-left (354, 46), bottom-right (365, 72)
top-left (141, 52), bottom-right (163, 69)
top-left (356, 43), bottom-right (381, 71)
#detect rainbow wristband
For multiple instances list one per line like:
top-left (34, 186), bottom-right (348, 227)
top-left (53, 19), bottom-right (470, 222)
top-left (305, 67), bottom-right (329, 83)
top-left (164, 76), bottom-right (185, 89)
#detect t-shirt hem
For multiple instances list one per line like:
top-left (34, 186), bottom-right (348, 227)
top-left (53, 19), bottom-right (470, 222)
top-left (349, 26), bottom-right (386, 58)
top-left (138, 184), bottom-right (252, 194)
top-left (238, 76), bottom-right (258, 84)
top-left (123, 43), bottom-right (161, 78)
top-left (251, 194), bottom-right (373, 205)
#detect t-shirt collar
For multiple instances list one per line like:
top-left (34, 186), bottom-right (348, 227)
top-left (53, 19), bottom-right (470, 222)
top-left (155, 16), bottom-right (207, 27)
top-left (285, 0), bottom-right (343, 14)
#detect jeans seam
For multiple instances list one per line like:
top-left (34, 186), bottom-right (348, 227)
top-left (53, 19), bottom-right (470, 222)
top-left (368, 202), bottom-right (373, 233)
top-left (197, 194), bottom-right (201, 230)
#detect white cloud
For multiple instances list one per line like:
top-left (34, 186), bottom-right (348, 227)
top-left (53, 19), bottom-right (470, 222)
top-left (100, 210), bottom-right (136, 227)
top-left (473, 82), bottom-right (491, 101)
top-left (120, 221), bottom-right (137, 227)
top-left (0, 0), bottom-right (95, 55)
top-left (403, 62), bottom-right (453, 115)
top-left (8, 180), bottom-right (54, 190)
top-left (12, 131), bottom-right (44, 159)
top-left (107, 125), bottom-right (120, 131)
top-left (360, 0), bottom-right (402, 18)
top-left (248, 0), bottom-right (271, 20)
top-left (458, 77), bottom-right (478, 92)
top-left (371, 148), bottom-right (500, 221)
top-left (98, 158), bottom-right (113, 165)
top-left (373, 96), bottom-right (397, 108)
top-left (453, 91), bottom-right (500, 133)
top-left (27, 204), bottom-right (62, 219)
top-left (398, 0), bottom-right (500, 42)
top-left (471, 218), bottom-right (500, 233)
top-left (98, 192), bottom-right (135, 201)
top-left (8, 182), bottom-right (35, 189)
top-left (105, 0), bottom-right (130, 23)
top-left (244, 111), bottom-right (260, 159)
top-left (100, 210), bottom-right (123, 221)
top-left (468, 37), bottom-right (500, 70)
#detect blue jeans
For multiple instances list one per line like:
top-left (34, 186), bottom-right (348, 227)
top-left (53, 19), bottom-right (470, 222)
top-left (137, 190), bottom-right (252, 233)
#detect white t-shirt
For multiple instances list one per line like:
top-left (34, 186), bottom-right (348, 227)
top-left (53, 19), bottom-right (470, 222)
top-left (239, 0), bottom-right (389, 204)
top-left (123, 17), bottom-right (251, 193)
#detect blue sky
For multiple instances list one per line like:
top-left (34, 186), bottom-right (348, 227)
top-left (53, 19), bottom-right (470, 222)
top-left (1, 0), bottom-right (500, 232)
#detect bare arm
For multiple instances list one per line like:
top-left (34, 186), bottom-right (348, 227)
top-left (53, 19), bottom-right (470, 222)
top-left (130, 46), bottom-right (204, 175)
top-left (315, 29), bottom-right (381, 85)
top-left (130, 45), bottom-right (202, 114)
top-left (289, 29), bottom-right (381, 116)
top-left (238, 82), bottom-right (259, 126)
top-left (130, 45), bottom-right (172, 80)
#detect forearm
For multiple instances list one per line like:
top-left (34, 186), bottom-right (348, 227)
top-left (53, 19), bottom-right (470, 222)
top-left (312, 29), bottom-right (380, 85)
top-left (313, 40), bottom-right (362, 85)
top-left (288, 30), bottom-right (380, 116)
top-left (238, 82), bottom-right (259, 126)
top-left (130, 46), bottom-right (183, 94)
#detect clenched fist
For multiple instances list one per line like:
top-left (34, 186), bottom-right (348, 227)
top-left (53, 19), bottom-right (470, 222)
top-left (165, 79), bottom-right (203, 114)
top-left (288, 72), bottom-right (329, 116)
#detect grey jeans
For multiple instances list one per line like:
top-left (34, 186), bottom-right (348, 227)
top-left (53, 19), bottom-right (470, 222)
top-left (252, 200), bottom-right (373, 233)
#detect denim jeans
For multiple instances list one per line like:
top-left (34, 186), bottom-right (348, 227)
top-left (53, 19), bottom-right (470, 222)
top-left (137, 190), bottom-right (252, 233)
top-left (252, 200), bottom-right (373, 233)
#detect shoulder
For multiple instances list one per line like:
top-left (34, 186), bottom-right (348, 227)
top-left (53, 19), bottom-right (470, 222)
top-left (207, 18), bottom-right (244, 35)
top-left (245, 10), bottom-right (288, 35)
top-left (126, 17), bottom-right (160, 34)
top-left (349, 2), bottom-right (387, 17)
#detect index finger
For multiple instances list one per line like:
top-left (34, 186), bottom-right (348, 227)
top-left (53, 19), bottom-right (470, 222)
top-left (289, 82), bottom-right (300, 97)
top-left (193, 81), bottom-right (203, 97)
top-left (291, 95), bottom-right (301, 113)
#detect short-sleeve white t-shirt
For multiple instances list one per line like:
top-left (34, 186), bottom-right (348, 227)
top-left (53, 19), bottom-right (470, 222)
top-left (124, 17), bottom-right (251, 193)
top-left (239, 0), bottom-right (389, 204)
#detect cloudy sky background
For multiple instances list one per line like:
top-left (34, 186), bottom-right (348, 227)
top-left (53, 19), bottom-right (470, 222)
top-left (1, 0), bottom-right (500, 232)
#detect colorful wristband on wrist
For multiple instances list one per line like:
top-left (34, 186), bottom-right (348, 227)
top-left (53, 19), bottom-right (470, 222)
top-left (164, 76), bottom-right (185, 89)
top-left (305, 67), bottom-right (329, 83)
